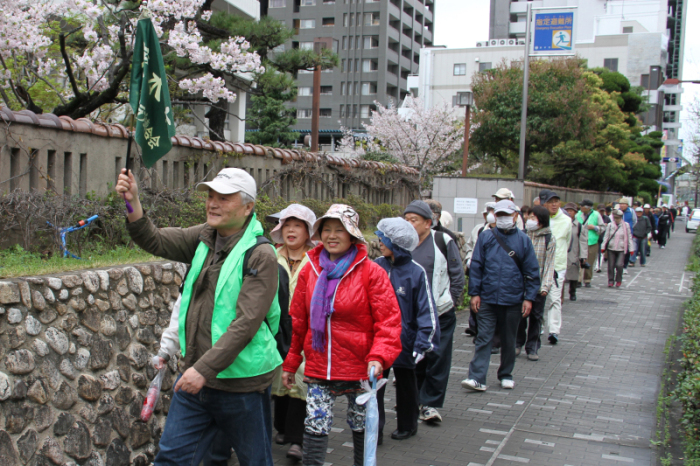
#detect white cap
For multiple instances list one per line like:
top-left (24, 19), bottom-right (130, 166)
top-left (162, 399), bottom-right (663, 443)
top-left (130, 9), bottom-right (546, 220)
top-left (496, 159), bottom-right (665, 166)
top-left (635, 207), bottom-right (643, 212)
top-left (643, 204), bottom-right (651, 209)
top-left (494, 200), bottom-right (518, 214)
top-left (196, 168), bottom-right (256, 199)
top-left (493, 188), bottom-right (514, 200)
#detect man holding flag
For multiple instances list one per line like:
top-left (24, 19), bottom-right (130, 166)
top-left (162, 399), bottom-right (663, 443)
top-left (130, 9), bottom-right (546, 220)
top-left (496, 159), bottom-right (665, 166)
top-left (115, 13), bottom-right (280, 466)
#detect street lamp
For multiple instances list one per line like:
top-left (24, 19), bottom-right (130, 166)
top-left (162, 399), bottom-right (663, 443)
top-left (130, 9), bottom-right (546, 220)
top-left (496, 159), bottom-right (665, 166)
top-left (456, 91), bottom-right (473, 178)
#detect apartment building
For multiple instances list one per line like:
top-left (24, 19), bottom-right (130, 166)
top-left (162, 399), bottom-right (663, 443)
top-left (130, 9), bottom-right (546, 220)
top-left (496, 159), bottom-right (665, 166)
top-left (263, 0), bottom-right (434, 144)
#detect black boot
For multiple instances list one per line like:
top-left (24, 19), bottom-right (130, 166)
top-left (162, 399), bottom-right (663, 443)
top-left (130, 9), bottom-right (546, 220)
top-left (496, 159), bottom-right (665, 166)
top-left (302, 433), bottom-right (328, 466)
top-left (352, 430), bottom-right (365, 466)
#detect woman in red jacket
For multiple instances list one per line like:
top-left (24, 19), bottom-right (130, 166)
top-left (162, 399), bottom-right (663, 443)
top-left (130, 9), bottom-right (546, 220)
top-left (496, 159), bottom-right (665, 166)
top-left (282, 204), bottom-right (402, 466)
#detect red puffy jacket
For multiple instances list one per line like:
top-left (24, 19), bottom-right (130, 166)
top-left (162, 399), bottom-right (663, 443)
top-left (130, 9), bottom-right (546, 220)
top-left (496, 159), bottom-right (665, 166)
top-left (283, 243), bottom-right (402, 381)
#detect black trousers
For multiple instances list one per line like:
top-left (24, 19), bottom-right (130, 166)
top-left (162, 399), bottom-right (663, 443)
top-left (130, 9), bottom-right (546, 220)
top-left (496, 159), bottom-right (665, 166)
top-left (658, 225), bottom-right (668, 246)
top-left (273, 395), bottom-right (306, 446)
top-left (378, 367), bottom-right (419, 434)
top-left (416, 309), bottom-right (456, 408)
top-left (516, 294), bottom-right (546, 354)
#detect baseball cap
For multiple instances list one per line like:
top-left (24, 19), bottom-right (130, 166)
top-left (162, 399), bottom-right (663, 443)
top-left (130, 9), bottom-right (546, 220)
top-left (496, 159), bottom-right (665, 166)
top-left (581, 199), bottom-right (594, 207)
top-left (540, 190), bottom-right (560, 204)
top-left (644, 204), bottom-right (651, 209)
top-left (483, 202), bottom-right (497, 213)
top-left (493, 188), bottom-right (514, 200)
top-left (196, 168), bottom-right (256, 199)
top-left (494, 200), bottom-right (518, 214)
top-left (635, 207), bottom-right (643, 212)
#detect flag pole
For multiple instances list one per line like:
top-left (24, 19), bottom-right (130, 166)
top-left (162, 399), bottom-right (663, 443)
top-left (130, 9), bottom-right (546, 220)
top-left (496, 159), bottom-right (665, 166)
top-left (123, 114), bottom-right (135, 213)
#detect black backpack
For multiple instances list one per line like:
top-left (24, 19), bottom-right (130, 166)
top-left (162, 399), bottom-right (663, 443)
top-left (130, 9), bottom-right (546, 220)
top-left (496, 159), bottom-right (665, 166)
top-left (243, 236), bottom-right (292, 359)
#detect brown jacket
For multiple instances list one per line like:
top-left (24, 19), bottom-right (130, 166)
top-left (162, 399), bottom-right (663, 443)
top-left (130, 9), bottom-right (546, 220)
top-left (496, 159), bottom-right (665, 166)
top-left (127, 214), bottom-right (279, 393)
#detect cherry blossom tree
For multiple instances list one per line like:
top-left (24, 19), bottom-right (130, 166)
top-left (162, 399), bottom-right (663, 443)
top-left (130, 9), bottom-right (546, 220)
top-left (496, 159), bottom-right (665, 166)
top-left (340, 97), bottom-right (464, 187)
top-left (0, 0), bottom-right (263, 130)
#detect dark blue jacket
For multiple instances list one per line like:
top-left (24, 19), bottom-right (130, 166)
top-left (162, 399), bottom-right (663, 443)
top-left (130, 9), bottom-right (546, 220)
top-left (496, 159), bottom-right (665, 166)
top-left (375, 247), bottom-right (440, 368)
top-left (468, 227), bottom-right (541, 306)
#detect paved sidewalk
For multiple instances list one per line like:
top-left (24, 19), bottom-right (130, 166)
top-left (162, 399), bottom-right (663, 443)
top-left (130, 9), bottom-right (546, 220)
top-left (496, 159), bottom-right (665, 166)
top-left (259, 226), bottom-right (694, 466)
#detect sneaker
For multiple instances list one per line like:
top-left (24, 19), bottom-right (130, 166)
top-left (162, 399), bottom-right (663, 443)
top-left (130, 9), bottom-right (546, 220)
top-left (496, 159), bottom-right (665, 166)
top-left (623, 269), bottom-right (628, 274)
top-left (548, 333), bottom-right (558, 345)
top-left (461, 379), bottom-right (487, 392)
top-left (595, 268), bottom-right (602, 273)
top-left (420, 406), bottom-right (442, 422)
top-left (515, 346), bottom-right (522, 356)
top-left (608, 283), bottom-right (614, 288)
top-left (491, 347), bottom-right (500, 355)
top-left (569, 295), bottom-right (577, 301)
top-left (527, 353), bottom-right (539, 361)
top-left (465, 327), bottom-right (477, 336)
top-left (286, 444), bottom-right (303, 460)
top-left (661, 245), bottom-right (665, 249)
top-left (584, 283), bottom-right (592, 288)
top-left (274, 432), bottom-right (286, 445)
top-left (641, 264), bottom-right (646, 267)
top-left (629, 263), bottom-right (635, 268)
top-left (615, 282), bottom-right (622, 287)
top-left (500, 379), bottom-right (515, 389)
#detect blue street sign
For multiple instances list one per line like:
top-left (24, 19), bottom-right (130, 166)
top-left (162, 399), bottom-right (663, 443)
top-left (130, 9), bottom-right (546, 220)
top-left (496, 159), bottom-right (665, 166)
top-left (533, 12), bottom-right (574, 52)
top-left (663, 157), bottom-right (679, 163)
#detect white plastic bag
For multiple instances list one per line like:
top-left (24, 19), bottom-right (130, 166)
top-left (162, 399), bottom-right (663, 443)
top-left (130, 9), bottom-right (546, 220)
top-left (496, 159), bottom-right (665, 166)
top-left (356, 368), bottom-right (388, 466)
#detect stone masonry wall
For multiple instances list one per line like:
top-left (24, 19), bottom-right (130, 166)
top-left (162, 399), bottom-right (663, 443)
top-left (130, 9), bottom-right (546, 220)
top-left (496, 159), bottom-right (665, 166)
top-left (0, 262), bottom-right (187, 466)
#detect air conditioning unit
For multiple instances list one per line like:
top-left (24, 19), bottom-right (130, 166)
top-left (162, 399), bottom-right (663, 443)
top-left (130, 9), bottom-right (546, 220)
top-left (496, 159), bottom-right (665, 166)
top-left (499, 39), bottom-right (506, 45)
top-left (508, 39), bottom-right (516, 45)
top-left (476, 41), bottom-right (484, 47)
top-left (490, 40), bottom-right (497, 46)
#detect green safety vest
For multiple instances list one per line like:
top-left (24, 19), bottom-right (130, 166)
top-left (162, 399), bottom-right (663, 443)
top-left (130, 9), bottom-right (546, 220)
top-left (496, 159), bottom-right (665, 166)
top-left (576, 210), bottom-right (600, 246)
top-left (178, 214), bottom-right (282, 379)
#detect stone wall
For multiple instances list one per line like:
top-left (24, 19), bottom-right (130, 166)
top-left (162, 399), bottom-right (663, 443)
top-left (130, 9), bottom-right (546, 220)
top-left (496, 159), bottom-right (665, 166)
top-left (0, 262), bottom-right (186, 466)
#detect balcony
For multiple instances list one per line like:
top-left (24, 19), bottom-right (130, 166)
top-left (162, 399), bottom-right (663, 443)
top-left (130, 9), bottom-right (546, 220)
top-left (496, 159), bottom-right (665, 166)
top-left (386, 47), bottom-right (399, 64)
top-left (509, 21), bottom-right (526, 35)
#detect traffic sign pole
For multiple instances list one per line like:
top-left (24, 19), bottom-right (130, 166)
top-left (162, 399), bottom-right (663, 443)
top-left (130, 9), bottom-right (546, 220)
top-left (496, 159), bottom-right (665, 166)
top-left (517, 2), bottom-right (532, 181)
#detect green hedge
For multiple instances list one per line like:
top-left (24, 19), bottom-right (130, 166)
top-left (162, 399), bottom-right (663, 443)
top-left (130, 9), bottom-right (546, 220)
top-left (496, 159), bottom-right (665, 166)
top-left (674, 231), bottom-right (700, 464)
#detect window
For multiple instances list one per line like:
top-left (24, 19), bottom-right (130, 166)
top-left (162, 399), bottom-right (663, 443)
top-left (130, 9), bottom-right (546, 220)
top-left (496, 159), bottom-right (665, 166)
top-left (453, 63), bottom-right (466, 75)
top-left (641, 74), bottom-right (650, 88)
top-left (350, 13), bottom-right (355, 26)
top-left (320, 108), bottom-right (332, 118)
top-left (343, 14), bottom-right (348, 27)
top-left (353, 105), bottom-right (358, 117)
top-left (322, 17), bottom-right (334, 26)
top-left (364, 36), bottom-right (379, 49)
top-left (300, 0), bottom-right (315, 5)
top-left (355, 59), bottom-right (359, 72)
top-left (603, 58), bottom-right (618, 72)
top-left (622, 26), bottom-right (633, 33)
top-left (270, 0), bottom-right (286, 6)
top-left (297, 109), bottom-right (313, 118)
top-left (665, 94), bottom-right (677, 105)
top-left (63, 152), bottom-right (72, 195)
top-left (354, 82), bottom-right (359, 95)
top-left (663, 111), bottom-right (677, 123)
top-left (341, 59), bottom-right (346, 72)
top-left (300, 19), bottom-right (315, 29)
top-left (362, 59), bottom-right (378, 72)
top-left (300, 41), bottom-right (314, 50)
top-left (323, 0), bottom-right (335, 3)
top-left (364, 12), bottom-right (380, 26)
top-left (349, 35), bottom-right (354, 49)
top-left (320, 85), bottom-right (333, 94)
top-left (298, 86), bottom-right (312, 96)
top-left (348, 81), bottom-right (353, 95)
top-left (340, 82), bottom-right (346, 95)
top-left (356, 36), bottom-right (361, 48)
top-left (361, 82), bottom-right (377, 95)
top-left (360, 104), bottom-right (371, 118)
top-left (478, 62), bottom-right (492, 72)
top-left (340, 105), bottom-right (345, 117)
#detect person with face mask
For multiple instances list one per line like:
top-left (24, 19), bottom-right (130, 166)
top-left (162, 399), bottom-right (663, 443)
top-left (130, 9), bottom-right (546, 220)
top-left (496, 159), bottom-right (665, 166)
top-left (601, 210), bottom-right (635, 287)
top-left (516, 206), bottom-right (556, 361)
top-left (464, 203), bottom-right (497, 338)
top-left (462, 200), bottom-right (541, 392)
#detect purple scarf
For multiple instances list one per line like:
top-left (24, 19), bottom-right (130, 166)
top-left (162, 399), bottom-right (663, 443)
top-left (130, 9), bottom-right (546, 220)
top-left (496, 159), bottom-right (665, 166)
top-left (310, 245), bottom-right (358, 352)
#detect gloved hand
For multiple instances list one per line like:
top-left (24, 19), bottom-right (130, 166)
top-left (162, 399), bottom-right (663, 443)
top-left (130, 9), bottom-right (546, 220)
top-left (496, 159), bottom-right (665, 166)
top-left (413, 351), bottom-right (424, 365)
top-left (151, 351), bottom-right (170, 371)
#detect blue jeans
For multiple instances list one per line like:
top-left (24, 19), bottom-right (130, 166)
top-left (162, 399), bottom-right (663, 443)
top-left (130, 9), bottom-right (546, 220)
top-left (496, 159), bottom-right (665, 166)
top-left (155, 376), bottom-right (274, 466)
top-left (468, 303), bottom-right (522, 384)
top-left (632, 237), bottom-right (646, 265)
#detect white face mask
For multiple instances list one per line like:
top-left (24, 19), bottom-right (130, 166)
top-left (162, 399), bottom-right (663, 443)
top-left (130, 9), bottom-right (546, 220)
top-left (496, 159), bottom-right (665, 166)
top-left (496, 216), bottom-right (515, 230)
top-left (486, 213), bottom-right (496, 224)
top-left (526, 219), bottom-right (539, 231)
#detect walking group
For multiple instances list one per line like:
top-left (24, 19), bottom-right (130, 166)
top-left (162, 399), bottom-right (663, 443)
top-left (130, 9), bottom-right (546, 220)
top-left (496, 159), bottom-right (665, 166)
top-left (114, 167), bottom-right (677, 465)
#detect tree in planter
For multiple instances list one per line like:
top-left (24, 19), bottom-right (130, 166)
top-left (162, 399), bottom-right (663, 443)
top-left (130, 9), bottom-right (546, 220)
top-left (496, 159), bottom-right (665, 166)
top-left (339, 97), bottom-right (463, 188)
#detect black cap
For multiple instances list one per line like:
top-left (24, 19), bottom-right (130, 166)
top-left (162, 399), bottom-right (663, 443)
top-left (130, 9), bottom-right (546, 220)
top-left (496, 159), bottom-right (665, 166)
top-left (581, 199), bottom-right (594, 207)
top-left (403, 200), bottom-right (433, 220)
top-left (539, 190), bottom-right (560, 204)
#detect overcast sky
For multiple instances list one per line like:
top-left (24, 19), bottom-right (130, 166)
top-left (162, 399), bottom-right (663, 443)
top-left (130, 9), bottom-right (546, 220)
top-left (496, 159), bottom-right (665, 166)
top-left (433, 1), bottom-right (700, 160)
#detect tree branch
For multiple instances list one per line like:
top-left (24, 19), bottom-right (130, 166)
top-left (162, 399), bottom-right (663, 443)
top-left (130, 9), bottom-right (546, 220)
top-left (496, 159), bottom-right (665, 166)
top-left (59, 27), bottom-right (83, 98)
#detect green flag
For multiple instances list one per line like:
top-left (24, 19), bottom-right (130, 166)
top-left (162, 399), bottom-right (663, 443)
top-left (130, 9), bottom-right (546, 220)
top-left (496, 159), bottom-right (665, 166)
top-left (129, 15), bottom-right (176, 168)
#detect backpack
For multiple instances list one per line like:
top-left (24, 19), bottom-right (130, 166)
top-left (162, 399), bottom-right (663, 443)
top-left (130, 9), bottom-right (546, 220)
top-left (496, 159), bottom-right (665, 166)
top-left (243, 236), bottom-right (292, 359)
top-left (434, 230), bottom-right (450, 261)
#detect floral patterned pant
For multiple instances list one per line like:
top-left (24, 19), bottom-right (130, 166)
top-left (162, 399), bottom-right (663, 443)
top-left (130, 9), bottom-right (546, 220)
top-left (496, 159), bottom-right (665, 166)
top-left (305, 382), bottom-right (366, 435)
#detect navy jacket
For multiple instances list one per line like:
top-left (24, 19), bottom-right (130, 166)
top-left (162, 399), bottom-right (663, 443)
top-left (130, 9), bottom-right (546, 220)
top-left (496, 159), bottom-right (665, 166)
top-left (468, 227), bottom-right (541, 306)
top-left (375, 247), bottom-right (440, 368)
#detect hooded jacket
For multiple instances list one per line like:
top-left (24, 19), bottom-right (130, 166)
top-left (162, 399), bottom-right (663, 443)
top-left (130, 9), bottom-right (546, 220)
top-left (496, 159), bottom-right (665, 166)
top-left (283, 243), bottom-right (402, 381)
top-left (468, 227), bottom-right (541, 306)
top-left (375, 247), bottom-right (439, 368)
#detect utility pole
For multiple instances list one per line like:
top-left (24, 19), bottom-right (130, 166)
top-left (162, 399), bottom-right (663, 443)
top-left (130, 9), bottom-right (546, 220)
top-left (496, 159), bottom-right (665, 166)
top-left (311, 63), bottom-right (321, 153)
top-left (517, 2), bottom-right (532, 181)
top-left (457, 91), bottom-right (473, 177)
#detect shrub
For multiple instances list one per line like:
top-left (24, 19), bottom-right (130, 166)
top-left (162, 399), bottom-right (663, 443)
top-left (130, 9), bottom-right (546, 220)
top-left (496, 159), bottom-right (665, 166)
top-left (674, 231), bottom-right (700, 463)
